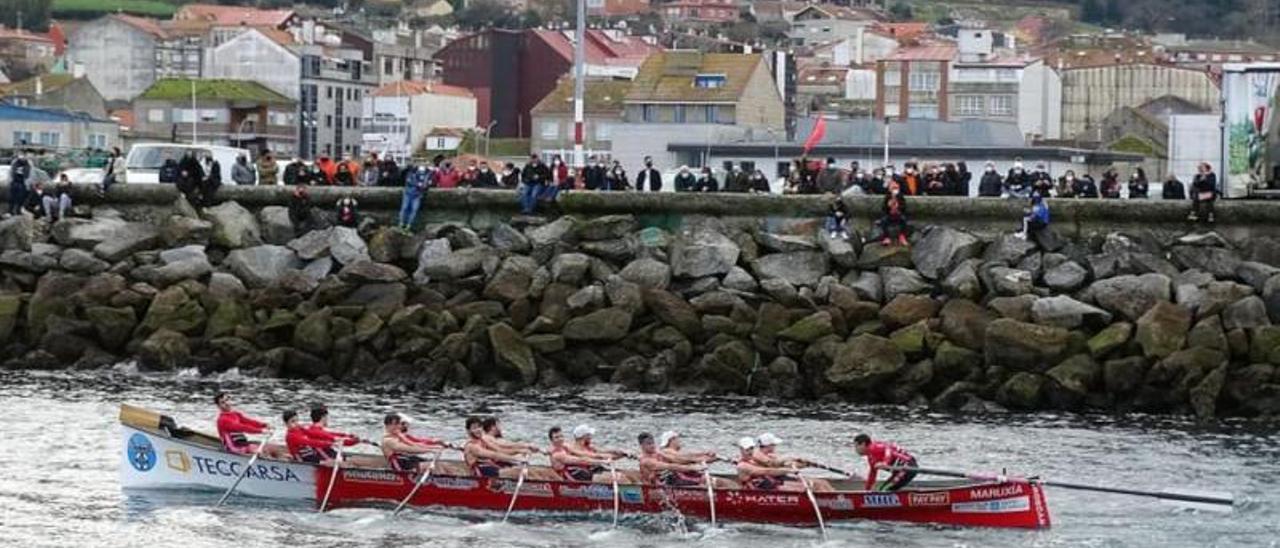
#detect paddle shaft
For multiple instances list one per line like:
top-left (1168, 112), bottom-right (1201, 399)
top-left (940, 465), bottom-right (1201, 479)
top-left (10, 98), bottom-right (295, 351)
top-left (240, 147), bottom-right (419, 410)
top-left (703, 463), bottom-right (717, 529)
top-left (502, 462), bottom-right (529, 523)
top-left (215, 429), bottom-right (277, 507)
top-left (792, 466), bottom-right (827, 541)
top-left (893, 466), bottom-right (1234, 506)
top-left (317, 446), bottom-right (344, 512)
top-left (393, 450), bottom-right (442, 516)
top-left (609, 461), bottom-right (620, 528)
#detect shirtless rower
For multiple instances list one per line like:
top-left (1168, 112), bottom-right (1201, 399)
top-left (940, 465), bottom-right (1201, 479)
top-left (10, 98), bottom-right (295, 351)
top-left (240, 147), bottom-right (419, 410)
top-left (854, 433), bottom-right (918, 491)
top-left (480, 417), bottom-right (558, 481)
top-left (380, 413), bottom-right (441, 475)
top-left (397, 413), bottom-right (467, 476)
top-left (463, 416), bottom-right (527, 479)
top-left (283, 409), bottom-right (336, 465)
top-left (657, 431), bottom-right (734, 489)
top-left (566, 424), bottom-right (640, 483)
top-left (214, 392), bottom-right (287, 459)
top-left (738, 433), bottom-right (834, 492)
top-left (549, 426), bottom-right (614, 483)
top-left (638, 432), bottom-right (708, 488)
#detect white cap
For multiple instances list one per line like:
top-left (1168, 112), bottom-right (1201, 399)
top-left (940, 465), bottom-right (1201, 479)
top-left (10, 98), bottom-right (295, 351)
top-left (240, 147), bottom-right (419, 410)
top-left (737, 436), bottom-right (757, 450)
top-left (572, 424), bottom-right (596, 439)
top-left (757, 433), bottom-right (783, 447)
top-left (396, 413), bottom-right (412, 424)
top-left (658, 430), bottom-right (679, 448)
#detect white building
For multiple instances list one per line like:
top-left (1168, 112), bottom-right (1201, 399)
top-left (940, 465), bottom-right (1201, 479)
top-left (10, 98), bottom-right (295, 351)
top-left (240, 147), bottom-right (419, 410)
top-left (360, 80), bottom-right (476, 161)
top-left (203, 28), bottom-right (301, 100)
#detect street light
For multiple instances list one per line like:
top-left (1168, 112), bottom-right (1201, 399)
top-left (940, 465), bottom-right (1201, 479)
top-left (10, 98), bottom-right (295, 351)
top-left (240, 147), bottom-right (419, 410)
top-left (485, 120), bottom-right (498, 158)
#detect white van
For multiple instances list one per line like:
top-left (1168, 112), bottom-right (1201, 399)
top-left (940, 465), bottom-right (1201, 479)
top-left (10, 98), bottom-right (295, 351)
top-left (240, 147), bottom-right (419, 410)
top-left (124, 143), bottom-right (255, 185)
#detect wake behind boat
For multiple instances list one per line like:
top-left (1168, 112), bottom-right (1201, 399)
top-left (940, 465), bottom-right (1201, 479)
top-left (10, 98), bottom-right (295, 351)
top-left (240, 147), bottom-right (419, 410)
top-left (118, 404), bottom-right (1052, 529)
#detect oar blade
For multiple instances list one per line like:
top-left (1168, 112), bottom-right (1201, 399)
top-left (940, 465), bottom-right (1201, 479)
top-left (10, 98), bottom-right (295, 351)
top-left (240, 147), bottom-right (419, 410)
top-left (1159, 489), bottom-right (1235, 513)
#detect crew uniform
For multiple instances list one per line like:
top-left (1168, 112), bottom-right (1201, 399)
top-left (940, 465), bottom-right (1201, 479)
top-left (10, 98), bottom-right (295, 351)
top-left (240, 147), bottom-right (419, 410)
top-left (465, 439), bottom-right (511, 478)
top-left (286, 427), bottom-right (334, 463)
top-left (739, 455), bottom-right (797, 491)
top-left (385, 431), bottom-right (429, 472)
top-left (305, 423), bottom-right (358, 459)
top-left (552, 446), bottom-right (606, 482)
top-left (217, 410), bottom-right (268, 455)
top-left (863, 441), bottom-right (917, 491)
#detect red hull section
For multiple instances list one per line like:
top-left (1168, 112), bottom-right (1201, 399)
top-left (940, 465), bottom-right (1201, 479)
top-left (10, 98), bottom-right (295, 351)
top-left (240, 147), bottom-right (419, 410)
top-left (317, 468), bottom-right (1052, 530)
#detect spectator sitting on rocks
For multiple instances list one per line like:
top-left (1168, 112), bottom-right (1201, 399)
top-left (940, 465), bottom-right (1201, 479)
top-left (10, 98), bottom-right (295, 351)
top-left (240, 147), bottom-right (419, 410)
top-left (401, 165), bottom-right (431, 231)
top-left (231, 155), bottom-right (256, 186)
top-left (1017, 192), bottom-right (1050, 243)
top-left (43, 173), bottom-right (72, 221)
top-left (475, 162), bottom-right (499, 188)
top-left (748, 169), bottom-right (771, 194)
top-left (500, 162), bottom-right (520, 188)
top-left (825, 195), bottom-right (850, 240)
top-left (1188, 162), bottom-right (1218, 224)
top-left (977, 162), bottom-right (1002, 197)
top-left (1055, 170), bottom-right (1077, 198)
top-left (176, 151), bottom-right (203, 206)
top-left (550, 155), bottom-right (570, 191)
top-left (694, 167), bottom-right (718, 192)
top-left (520, 154), bottom-right (552, 215)
top-left (1128, 168), bottom-right (1149, 199)
top-left (674, 166), bottom-right (696, 192)
top-left (288, 184), bottom-right (312, 234)
top-left (1163, 174), bottom-right (1186, 200)
top-left (101, 146), bottom-right (124, 192)
top-left (336, 196), bottom-right (359, 228)
top-left (24, 180), bottom-right (46, 217)
top-left (283, 158), bottom-right (305, 185)
top-left (1073, 173), bottom-right (1099, 198)
top-left (878, 180), bottom-right (910, 247)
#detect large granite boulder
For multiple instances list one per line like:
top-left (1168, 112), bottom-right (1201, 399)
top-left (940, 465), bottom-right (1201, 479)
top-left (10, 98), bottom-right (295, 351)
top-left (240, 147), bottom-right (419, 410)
top-left (984, 318), bottom-right (1072, 372)
top-left (329, 226), bottom-right (370, 265)
top-left (203, 201), bottom-right (262, 249)
top-left (939, 298), bottom-right (991, 350)
top-left (1091, 274), bottom-right (1172, 321)
top-left (488, 323), bottom-right (538, 386)
top-left (826, 334), bottom-right (906, 391)
top-left (1135, 301), bottom-right (1191, 359)
top-left (912, 226), bottom-right (984, 280)
top-left (1031, 295), bottom-right (1113, 329)
top-left (671, 227), bottom-right (740, 278)
top-left (258, 206), bottom-right (294, 245)
top-left (562, 307), bottom-right (632, 342)
top-left (880, 266), bottom-right (931, 301)
top-left (752, 251), bottom-right (829, 287)
top-left (226, 245), bottom-right (303, 289)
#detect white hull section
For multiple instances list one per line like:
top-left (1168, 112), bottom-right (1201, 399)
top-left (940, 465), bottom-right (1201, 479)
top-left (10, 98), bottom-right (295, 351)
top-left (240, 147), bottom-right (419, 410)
top-left (120, 425), bottom-right (316, 500)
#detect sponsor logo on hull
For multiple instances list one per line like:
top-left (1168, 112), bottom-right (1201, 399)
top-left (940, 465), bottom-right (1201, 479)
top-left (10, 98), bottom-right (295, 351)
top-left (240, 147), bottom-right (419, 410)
top-left (488, 479), bottom-right (554, 498)
top-left (649, 488), bottom-right (708, 503)
top-left (968, 484), bottom-right (1023, 500)
top-left (561, 484), bottom-right (643, 504)
top-left (189, 455), bottom-right (302, 483)
top-left (817, 495), bottom-right (854, 511)
top-left (725, 492), bottom-right (801, 506)
top-left (127, 433), bottom-right (157, 472)
top-left (908, 492), bottom-right (950, 507)
top-left (861, 493), bottom-right (902, 508)
top-left (165, 449), bottom-right (190, 473)
top-left (342, 469), bottom-right (402, 484)
top-left (952, 496), bottom-right (1032, 514)
top-left (430, 477), bottom-right (480, 490)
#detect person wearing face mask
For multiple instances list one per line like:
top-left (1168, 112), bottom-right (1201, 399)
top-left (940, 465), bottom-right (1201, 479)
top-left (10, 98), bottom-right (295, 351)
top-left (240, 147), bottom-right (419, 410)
top-left (475, 161), bottom-right (499, 188)
top-left (604, 160), bottom-right (628, 191)
top-left (1005, 160), bottom-right (1029, 198)
top-left (1162, 174), bottom-right (1186, 200)
top-left (878, 180), bottom-right (910, 247)
top-left (1073, 173), bottom-right (1099, 198)
top-left (901, 165), bottom-right (921, 196)
top-left (1055, 170), bottom-right (1077, 198)
top-left (636, 156), bottom-right (662, 192)
top-left (549, 154), bottom-right (570, 191)
top-left (923, 165), bottom-right (946, 195)
top-left (1128, 168), bottom-right (1149, 199)
top-left (200, 154), bottom-right (222, 207)
top-left (520, 154), bottom-right (553, 214)
top-left (748, 169), bottom-right (771, 194)
top-left (843, 170), bottom-right (868, 196)
top-left (583, 156), bottom-right (606, 190)
top-left (724, 162), bottom-right (750, 193)
top-left (400, 164), bottom-right (432, 230)
top-left (977, 162), bottom-right (1002, 197)
top-left (500, 162), bottom-right (520, 188)
top-left (1029, 163), bottom-right (1052, 195)
top-left (956, 162), bottom-right (972, 196)
top-left (336, 195), bottom-right (359, 228)
top-left (459, 160), bottom-right (480, 188)
top-left (1099, 169), bottom-right (1121, 199)
top-left (816, 157), bottom-right (844, 194)
top-left (674, 165), bottom-right (696, 192)
top-left (694, 167), bottom-right (718, 192)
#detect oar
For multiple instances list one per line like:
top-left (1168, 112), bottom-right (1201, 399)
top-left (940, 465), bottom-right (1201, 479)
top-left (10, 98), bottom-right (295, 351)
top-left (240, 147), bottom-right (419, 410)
top-left (609, 460), bottom-right (621, 528)
top-left (805, 461), bottom-right (855, 477)
top-left (392, 450), bottom-right (441, 517)
top-left (890, 466), bottom-right (1235, 509)
top-left (215, 429), bottom-right (277, 507)
top-left (793, 465), bottom-right (827, 540)
top-left (501, 461), bottom-right (529, 523)
top-left (702, 462), bottom-right (717, 529)
top-left (317, 446), bottom-right (344, 513)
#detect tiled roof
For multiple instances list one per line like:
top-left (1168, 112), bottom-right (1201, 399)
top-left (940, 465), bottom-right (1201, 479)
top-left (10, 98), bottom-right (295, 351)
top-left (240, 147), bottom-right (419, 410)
top-left (0, 28), bottom-right (54, 43)
top-left (0, 102), bottom-right (110, 123)
top-left (875, 22), bottom-right (930, 41)
top-left (886, 45), bottom-right (956, 61)
top-left (793, 5), bottom-right (883, 21)
top-left (370, 80), bottom-right (474, 98)
top-left (532, 78), bottom-right (632, 115)
top-left (0, 74), bottom-right (78, 96)
top-left (528, 29), bottom-right (658, 68)
top-left (625, 51), bottom-right (763, 104)
top-left (110, 108), bottom-right (136, 130)
top-left (174, 4), bottom-right (295, 28)
top-left (138, 78), bottom-right (295, 104)
top-left (111, 14), bottom-right (169, 39)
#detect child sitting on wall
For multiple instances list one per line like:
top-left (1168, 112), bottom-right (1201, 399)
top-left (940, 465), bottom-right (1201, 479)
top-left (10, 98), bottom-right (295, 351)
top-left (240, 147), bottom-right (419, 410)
top-left (826, 196), bottom-right (850, 240)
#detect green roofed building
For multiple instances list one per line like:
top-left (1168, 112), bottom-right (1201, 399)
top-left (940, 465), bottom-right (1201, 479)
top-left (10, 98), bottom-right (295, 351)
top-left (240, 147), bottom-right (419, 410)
top-left (132, 78), bottom-right (299, 156)
top-left (530, 77), bottom-right (632, 159)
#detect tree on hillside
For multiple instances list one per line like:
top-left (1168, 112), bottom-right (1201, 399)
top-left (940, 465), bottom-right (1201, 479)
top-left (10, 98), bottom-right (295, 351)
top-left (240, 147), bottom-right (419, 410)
top-left (454, 0), bottom-right (523, 29)
top-left (888, 1), bottom-right (913, 22)
top-left (2, 0), bottom-right (52, 32)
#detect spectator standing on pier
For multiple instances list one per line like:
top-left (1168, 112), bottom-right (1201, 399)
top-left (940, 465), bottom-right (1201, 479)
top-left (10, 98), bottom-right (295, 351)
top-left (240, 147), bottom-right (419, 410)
top-left (231, 155), bottom-right (256, 186)
top-left (201, 155), bottom-right (222, 206)
top-left (674, 166), bottom-right (696, 192)
top-left (1073, 173), bottom-right (1099, 198)
top-left (636, 156), bottom-right (662, 192)
top-left (605, 160), bottom-right (629, 191)
top-left (1055, 171), bottom-right (1077, 198)
top-left (475, 162), bottom-right (499, 188)
top-left (748, 169), bottom-right (771, 194)
top-left (978, 162), bottom-right (1003, 197)
top-left (1188, 162), bottom-right (1218, 224)
top-left (283, 158), bottom-right (305, 185)
top-left (1128, 168), bottom-right (1149, 199)
top-left (1005, 160), bottom-right (1030, 198)
top-left (817, 158), bottom-right (844, 194)
top-left (583, 157), bottom-right (606, 190)
top-left (500, 162), bottom-right (520, 188)
top-left (7, 150), bottom-right (31, 216)
top-left (1163, 174), bottom-right (1186, 200)
top-left (1100, 169), bottom-right (1121, 199)
top-left (258, 152), bottom-right (278, 185)
top-left (694, 167), bottom-right (719, 192)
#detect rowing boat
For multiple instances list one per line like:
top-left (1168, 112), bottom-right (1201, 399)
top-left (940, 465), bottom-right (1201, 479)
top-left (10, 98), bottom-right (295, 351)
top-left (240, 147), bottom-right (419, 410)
top-left (118, 404), bottom-right (1052, 529)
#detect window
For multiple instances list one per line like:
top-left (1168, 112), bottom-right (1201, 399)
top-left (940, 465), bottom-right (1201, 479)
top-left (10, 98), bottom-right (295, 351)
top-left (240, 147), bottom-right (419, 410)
top-left (704, 105), bottom-right (720, 123)
top-left (954, 95), bottom-right (985, 116)
top-left (325, 115), bottom-right (333, 128)
top-left (148, 109), bottom-right (165, 123)
top-left (327, 86), bottom-right (333, 99)
top-left (88, 134), bottom-right (108, 149)
top-left (884, 103), bottom-right (900, 117)
top-left (383, 57), bottom-right (394, 75)
top-left (693, 74), bottom-right (727, 89)
top-left (186, 52), bottom-right (199, 64)
top-left (12, 131), bottom-right (32, 145)
top-left (989, 95), bottom-right (1014, 116)
top-left (908, 104), bottom-right (939, 119)
top-left (38, 132), bottom-right (60, 147)
top-left (595, 122), bottom-right (612, 141)
top-left (173, 109), bottom-right (194, 123)
top-left (642, 104), bottom-right (656, 122)
top-left (908, 71), bottom-right (940, 92)
top-left (674, 105), bottom-right (686, 123)
top-left (199, 109), bottom-right (221, 122)
top-left (540, 121), bottom-right (559, 139)
top-left (776, 161), bottom-right (791, 179)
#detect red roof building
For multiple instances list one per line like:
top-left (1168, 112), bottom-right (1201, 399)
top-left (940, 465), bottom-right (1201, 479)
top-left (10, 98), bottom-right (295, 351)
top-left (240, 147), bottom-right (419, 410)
top-left (660, 0), bottom-right (739, 24)
top-left (173, 4), bottom-right (297, 29)
top-left (434, 29), bottom-right (658, 138)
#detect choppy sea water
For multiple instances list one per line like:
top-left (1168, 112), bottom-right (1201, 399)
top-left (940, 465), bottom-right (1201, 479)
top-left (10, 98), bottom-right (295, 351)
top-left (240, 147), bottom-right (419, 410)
top-left (0, 367), bottom-right (1276, 547)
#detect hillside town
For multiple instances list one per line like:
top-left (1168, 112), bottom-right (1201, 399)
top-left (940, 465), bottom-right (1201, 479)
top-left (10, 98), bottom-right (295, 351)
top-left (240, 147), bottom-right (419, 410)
top-left (1, 1), bottom-right (1279, 200)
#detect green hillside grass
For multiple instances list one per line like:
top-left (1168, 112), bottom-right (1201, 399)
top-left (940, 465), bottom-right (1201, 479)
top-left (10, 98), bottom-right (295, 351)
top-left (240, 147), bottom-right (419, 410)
top-left (52, 0), bottom-right (180, 19)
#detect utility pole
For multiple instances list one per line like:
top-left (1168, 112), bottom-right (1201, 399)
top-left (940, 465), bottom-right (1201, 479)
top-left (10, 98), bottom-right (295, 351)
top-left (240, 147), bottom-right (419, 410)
top-left (191, 80), bottom-right (198, 145)
top-left (572, 0), bottom-right (586, 171)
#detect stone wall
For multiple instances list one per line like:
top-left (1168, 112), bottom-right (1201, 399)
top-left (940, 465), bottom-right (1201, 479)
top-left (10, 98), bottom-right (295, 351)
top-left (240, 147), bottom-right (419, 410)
top-left (1, 184), bottom-right (1280, 419)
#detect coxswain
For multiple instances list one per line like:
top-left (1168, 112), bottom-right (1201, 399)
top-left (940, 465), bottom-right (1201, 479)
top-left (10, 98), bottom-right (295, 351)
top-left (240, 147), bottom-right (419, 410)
top-left (739, 433), bottom-right (834, 492)
top-left (463, 416), bottom-right (526, 479)
top-left (567, 424), bottom-right (641, 483)
top-left (283, 409), bottom-right (336, 465)
top-left (480, 417), bottom-right (559, 481)
top-left (637, 432), bottom-right (707, 487)
top-left (380, 413), bottom-right (439, 475)
top-left (548, 426), bottom-right (614, 483)
top-left (214, 392), bottom-right (287, 459)
top-left (658, 431), bottom-right (734, 488)
top-left (854, 433), bottom-right (917, 491)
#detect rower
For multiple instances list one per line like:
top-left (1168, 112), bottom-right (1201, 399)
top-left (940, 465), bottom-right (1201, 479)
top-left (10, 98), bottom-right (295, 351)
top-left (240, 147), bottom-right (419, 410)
top-left (739, 433), bottom-right (834, 492)
top-left (567, 424), bottom-right (640, 483)
top-left (480, 417), bottom-right (559, 481)
top-left (283, 409), bottom-right (336, 465)
top-left (306, 405), bottom-right (361, 450)
top-left (398, 413), bottom-right (466, 476)
top-left (854, 433), bottom-right (917, 491)
top-left (463, 416), bottom-right (526, 479)
top-left (657, 431), bottom-right (733, 488)
top-left (638, 432), bottom-right (707, 487)
top-left (380, 413), bottom-right (438, 475)
top-left (214, 392), bottom-right (286, 459)
top-left (549, 426), bottom-right (613, 483)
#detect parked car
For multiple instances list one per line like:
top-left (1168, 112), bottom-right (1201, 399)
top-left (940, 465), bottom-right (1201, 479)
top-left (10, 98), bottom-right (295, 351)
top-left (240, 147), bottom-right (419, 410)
top-left (124, 143), bottom-right (256, 185)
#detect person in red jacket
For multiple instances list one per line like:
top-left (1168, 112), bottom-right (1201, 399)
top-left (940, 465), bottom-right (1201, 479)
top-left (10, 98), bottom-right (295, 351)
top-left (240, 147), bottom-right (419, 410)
top-left (284, 409), bottom-right (336, 464)
top-left (214, 392), bottom-right (287, 459)
top-left (306, 405), bottom-right (360, 453)
top-left (854, 433), bottom-right (918, 491)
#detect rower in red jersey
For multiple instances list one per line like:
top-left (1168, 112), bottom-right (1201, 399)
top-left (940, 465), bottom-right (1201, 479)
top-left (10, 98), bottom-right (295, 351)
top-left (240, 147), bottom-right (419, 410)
top-left (637, 432), bottom-right (706, 487)
top-left (305, 405), bottom-right (360, 454)
top-left (214, 392), bottom-right (286, 459)
top-left (854, 433), bottom-right (918, 491)
top-left (284, 409), bottom-right (336, 465)
top-left (381, 413), bottom-right (440, 475)
top-left (548, 426), bottom-right (613, 483)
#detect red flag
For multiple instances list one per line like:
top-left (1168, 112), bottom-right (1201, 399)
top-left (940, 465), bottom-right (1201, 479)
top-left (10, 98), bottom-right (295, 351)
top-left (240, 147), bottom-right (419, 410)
top-left (802, 117), bottom-right (827, 154)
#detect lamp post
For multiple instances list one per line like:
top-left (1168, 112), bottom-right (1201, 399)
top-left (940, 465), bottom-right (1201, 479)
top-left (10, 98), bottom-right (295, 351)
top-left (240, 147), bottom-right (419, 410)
top-left (485, 120), bottom-right (498, 158)
top-left (882, 116), bottom-right (890, 167)
top-left (572, 0), bottom-right (586, 171)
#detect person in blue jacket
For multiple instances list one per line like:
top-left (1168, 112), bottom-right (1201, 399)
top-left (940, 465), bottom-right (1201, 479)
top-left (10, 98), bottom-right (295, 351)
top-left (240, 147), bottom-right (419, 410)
top-left (399, 165), bottom-right (432, 231)
top-left (1018, 192), bottom-right (1050, 243)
